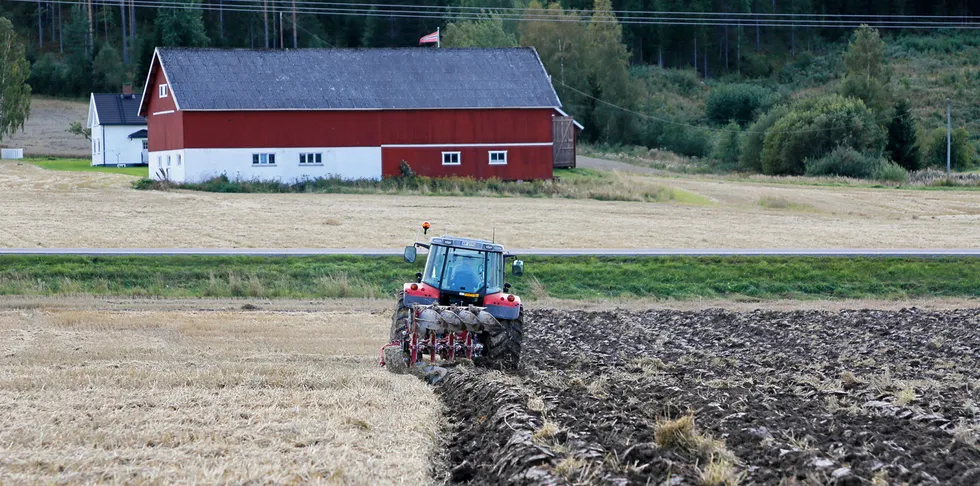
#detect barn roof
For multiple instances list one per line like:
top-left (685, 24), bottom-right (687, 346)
top-left (92, 93), bottom-right (146, 125)
top-left (149, 47), bottom-right (562, 111)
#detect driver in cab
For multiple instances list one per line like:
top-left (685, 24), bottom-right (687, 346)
top-left (448, 256), bottom-right (483, 292)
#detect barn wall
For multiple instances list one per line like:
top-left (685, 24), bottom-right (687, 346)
top-left (145, 62), bottom-right (182, 152)
top-left (382, 145), bottom-right (553, 180)
top-left (182, 111), bottom-right (382, 149)
top-left (153, 107), bottom-right (554, 180)
top-left (149, 147), bottom-right (382, 183)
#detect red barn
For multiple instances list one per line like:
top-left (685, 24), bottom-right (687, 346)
top-left (138, 47), bottom-right (569, 183)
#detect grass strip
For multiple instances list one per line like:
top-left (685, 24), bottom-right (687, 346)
top-left (132, 169), bottom-right (703, 204)
top-left (25, 158), bottom-right (148, 177)
top-left (1, 255), bottom-right (978, 301)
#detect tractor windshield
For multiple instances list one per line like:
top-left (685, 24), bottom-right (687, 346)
top-left (423, 245), bottom-right (504, 294)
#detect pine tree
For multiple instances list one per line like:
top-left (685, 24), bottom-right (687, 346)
top-left (63, 5), bottom-right (93, 96)
top-left (155, 0), bottom-right (210, 48)
top-left (92, 44), bottom-right (125, 92)
top-left (885, 99), bottom-right (920, 171)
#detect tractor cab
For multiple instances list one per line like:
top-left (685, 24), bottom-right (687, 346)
top-left (403, 236), bottom-right (524, 318)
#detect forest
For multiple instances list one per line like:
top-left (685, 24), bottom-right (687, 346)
top-left (1, 0), bottom-right (979, 179)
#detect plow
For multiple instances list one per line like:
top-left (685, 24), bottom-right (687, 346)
top-left (381, 223), bottom-right (524, 371)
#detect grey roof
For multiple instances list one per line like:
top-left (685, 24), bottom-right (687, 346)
top-left (156, 47), bottom-right (561, 110)
top-left (128, 129), bottom-right (148, 139)
top-left (93, 93), bottom-right (147, 125)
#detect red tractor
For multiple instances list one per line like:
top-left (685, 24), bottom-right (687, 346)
top-left (381, 228), bottom-right (525, 371)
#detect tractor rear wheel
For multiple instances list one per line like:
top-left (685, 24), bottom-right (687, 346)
top-left (482, 311), bottom-right (523, 370)
top-left (391, 291), bottom-right (410, 343)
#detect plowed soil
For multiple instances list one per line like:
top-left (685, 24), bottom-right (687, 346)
top-left (437, 309), bottom-right (980, 485)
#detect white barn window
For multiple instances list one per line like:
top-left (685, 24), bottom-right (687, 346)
top-left (299, 153), bottom-right (322, 165)
top-left (177, 154), bottom-right (182, 166)
top-left (489, 151), bottom-right (507, 165)
top-left (167, 155), bottom-right (171, 167)
top-left (442, 152), bottom-right (461, 166)
top-left (159, 84), bottom-right (168, 98)
top-left (252, 153), bottom-right (276, 165)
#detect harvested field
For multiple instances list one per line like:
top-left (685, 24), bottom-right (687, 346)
top-left (2, 160), bottom-right (980, 249)
top-left (0, 305), bottom-right (439, 484)
top-left (2, 97), bottom-right (89, 157)
top-left (439, 308), bottom-right (980, 484)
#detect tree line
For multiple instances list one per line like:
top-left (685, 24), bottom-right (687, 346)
top-left (1, 0), bottom-right (976, 174)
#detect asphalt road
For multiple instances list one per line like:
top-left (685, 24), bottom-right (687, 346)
top-left (1, 248), bottom-right (978, 257)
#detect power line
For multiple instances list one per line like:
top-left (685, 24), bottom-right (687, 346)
top-left (13, 0), bottom-right (980, 28)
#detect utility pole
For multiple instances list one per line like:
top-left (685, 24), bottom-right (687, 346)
top-left (946, 98), bottom-right (951, 180)
top-left (292, 0), bottom-right (297, 49)
top-left (279, 11), bottom-right (284, 49)
top-left (263, 0), bottom-right (269, 49)
top-left (120, 0), bottom-right (127, 65)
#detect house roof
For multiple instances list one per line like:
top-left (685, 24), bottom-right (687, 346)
top-left (92, 93), bottom-right (147, 125)
top-left (128, 129), bottom-right (148, 139)
top-left (150, 47), bottom-right (562, 111)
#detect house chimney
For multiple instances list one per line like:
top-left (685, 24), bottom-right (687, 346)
top-left (122, 83), bottom-right (133, 96)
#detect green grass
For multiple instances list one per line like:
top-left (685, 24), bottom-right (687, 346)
top-left (2, 255), bottom-right (978, 301)
top-left (25, 158), bottom-right (148, 177)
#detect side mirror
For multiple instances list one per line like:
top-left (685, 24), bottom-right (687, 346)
top-left (403, 245), bottom-right (417, 264)
top-left (512, 259), bottom-right (525, 277)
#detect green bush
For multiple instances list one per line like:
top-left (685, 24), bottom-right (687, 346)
top-left (804, 146), bottom-right (883, 179)
top-left (761, 95), bottom-right (885, 175)
top-left (658, 125), bottom-right (715, 158)
top-left (29, 53), bottom-right (70, 96)
top-left (739, 105), bottom-right (790, 173)
top-left (873, 161), bottom-right (910, 183)
top-left (921, 127), bottom-right (976, 170)
top-left (711, 121), bottom-right (741, 168)
top-left (705, 83), bottom-right (773, 126)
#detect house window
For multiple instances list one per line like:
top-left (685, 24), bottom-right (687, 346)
top-left (252, 153), bottom-right (276, 165)
top-left (489, 151), bottom-right (507, 165)
top-left (142, 140), bottom-right (148, 150)
top-left (442, 151), bottom-right (461, 166)
top-left (157, 156), bottom-right (162, 168)
top-left (299, 152), bottom-right (322, 165)
top-left (177, 154), bottom-right (182, 166)
top-left (159, 84), bottom-right (168, 98)
top-left (167, 155), bottom-right (171, 167)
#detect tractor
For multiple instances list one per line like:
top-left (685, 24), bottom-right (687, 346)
top-left (381, 224), bottom-right (525, 371)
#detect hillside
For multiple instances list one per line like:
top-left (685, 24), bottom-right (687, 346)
top-left (2, 97), bottom-right (89, 158)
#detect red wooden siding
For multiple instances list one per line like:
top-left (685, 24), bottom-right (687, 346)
top-left (382, 146), bottom-right (552, 180)
top-left (145, 60), bottom-right (182, 152)
top-left (182, 111), bottom-right (382, 148)
top-left (379, 109), bottom-right (553, 145)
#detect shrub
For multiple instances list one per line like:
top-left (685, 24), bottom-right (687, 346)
top-left (739, 105), bottom-right (789, 173)
top-left (761, 95), bottom-right (885, 175)
top-left (873, 161), bottom-right (910, 183)
top-left (921, 127), bottom-right (976, 170)
top-left (711, 121), bottom-right (741, 169)
top-left (658, 125), bottom-right (715, 158)
top-left (28, 53), bottom-right (70, 96)
top-left (705, 83), bottom-right (772, 126)
top-left (804, 146), bottom-right (882, 179)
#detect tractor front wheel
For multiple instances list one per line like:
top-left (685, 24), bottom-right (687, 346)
top-left (482, 311), bottom-right (523, 370)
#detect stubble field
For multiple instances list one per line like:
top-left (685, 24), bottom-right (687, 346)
top-left (0, 300), bottom-right (439, 484)
top-left (2, 161), bottom-right (980, 249)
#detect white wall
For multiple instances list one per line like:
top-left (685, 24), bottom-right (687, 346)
top-left (148, 147), bottom-right (382, 184)
top-left (148, 149), bottom-right (186, 182)
top-left (92, 125), bottom-right (147, 166)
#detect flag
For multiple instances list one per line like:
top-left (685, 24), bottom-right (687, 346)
top-left (419, 30), bottom-right (439, 45)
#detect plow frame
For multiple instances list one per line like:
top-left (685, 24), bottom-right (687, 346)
top-left (379, 304), bottom-right (481, 368)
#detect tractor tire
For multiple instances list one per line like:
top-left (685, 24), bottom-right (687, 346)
top-left (482, 311), bottom-right (523, 370)
top-left (391, 291), bottom-right (410, 343)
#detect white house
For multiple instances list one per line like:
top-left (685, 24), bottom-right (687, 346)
top-left (88, 89), bottom-right (147, 166)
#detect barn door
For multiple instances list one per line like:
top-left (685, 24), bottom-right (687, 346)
top-left (552, 116), bottom-right (576, 169)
